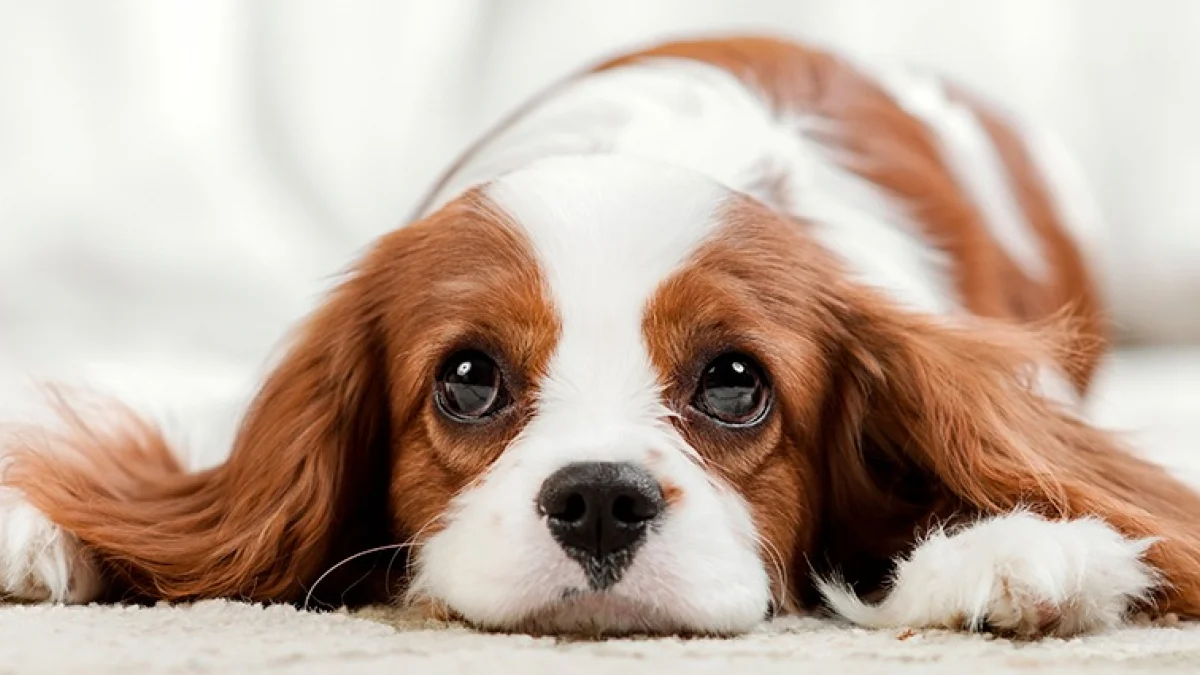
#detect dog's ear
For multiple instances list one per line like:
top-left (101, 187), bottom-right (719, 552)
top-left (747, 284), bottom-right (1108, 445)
top-left (814, 291), bottom-right (1200, 615)
top-left (6, 250), bottom-right (396, 604)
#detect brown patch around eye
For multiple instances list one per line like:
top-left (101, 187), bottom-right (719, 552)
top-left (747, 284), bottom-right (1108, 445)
top-left (383, 193), bottom-right (561, 545)
top-left (641, 197), bottom-right (841, 613)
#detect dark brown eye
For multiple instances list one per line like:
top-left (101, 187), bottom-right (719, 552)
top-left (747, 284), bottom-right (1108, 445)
top-left (693, 352), bottom-right (770, 427)
top-left (436, 350), bottom-right (507, 420)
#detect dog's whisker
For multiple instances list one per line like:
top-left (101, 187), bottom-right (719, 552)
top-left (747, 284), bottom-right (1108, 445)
top-left (302, 542), bottom-right (420, 611)
top-left (388, 516), bottom-right (441, 597)
top-left (756, 533), bottom-right (790, 617)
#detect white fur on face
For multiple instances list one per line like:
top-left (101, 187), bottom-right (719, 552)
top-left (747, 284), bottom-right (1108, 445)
top-left (410, 156), bottom-right (772, 634)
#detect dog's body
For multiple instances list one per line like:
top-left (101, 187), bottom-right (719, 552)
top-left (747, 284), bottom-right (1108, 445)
top-left (3, 37), bottom-right (1200, 637)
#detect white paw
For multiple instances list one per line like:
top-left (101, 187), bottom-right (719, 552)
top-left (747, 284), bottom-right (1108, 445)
top-left (0, 488), bottom-right (101, 603)
top-left (820, 511), bottom-right (1157, 637)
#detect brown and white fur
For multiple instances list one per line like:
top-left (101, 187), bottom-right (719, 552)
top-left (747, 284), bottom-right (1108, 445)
top-left (3, 36), bottom-right (1200, 638)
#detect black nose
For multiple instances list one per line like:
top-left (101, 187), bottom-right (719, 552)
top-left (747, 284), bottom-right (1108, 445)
top-left (537, 462), bottom-right (665, 585)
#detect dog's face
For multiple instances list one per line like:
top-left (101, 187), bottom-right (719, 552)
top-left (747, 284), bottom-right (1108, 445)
top-left (368, 155), bottom-right (838, 633)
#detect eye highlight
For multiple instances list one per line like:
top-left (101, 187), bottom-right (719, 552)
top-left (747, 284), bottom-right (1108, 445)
top-left (436, 350), bottom-right (508, 421)
top-left (692, 352), bottom-right (771, 427)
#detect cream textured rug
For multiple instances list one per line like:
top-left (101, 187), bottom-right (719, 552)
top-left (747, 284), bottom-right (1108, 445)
top-left (1, 601), bottom-right (1198, 674)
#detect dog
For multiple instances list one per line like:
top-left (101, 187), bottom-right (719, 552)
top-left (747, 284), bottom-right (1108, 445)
top-left (3, 36), bottom-right (1199, 638)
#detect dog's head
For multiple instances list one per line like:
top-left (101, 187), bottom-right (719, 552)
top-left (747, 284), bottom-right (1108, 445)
top-left (11, 154), bottom-right (1131, 635)
top-left (336, 155), bottom-right (822, 633)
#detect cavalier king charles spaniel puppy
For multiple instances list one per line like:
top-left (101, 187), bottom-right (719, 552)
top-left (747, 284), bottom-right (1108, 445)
top-left (3, 36), bottom-right (1200, 638)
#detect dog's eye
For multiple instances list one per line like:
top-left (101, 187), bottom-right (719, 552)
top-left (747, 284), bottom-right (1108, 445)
top-left (693, 352), bottom-right (770, 427)
top-left (436, 350), bottom-right (507, 420)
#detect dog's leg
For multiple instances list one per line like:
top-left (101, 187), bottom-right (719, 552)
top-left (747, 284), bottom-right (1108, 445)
top-left (820, 511), bottom-right (1158, 637)
top-left (0, 486), bottom-right (101, 603)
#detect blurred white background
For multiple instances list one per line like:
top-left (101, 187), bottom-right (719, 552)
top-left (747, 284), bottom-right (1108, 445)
top-left (1, 1), bottom-right (1199, 466)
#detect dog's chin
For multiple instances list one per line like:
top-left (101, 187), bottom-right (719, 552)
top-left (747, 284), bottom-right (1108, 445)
top-left (464, 588), bottom-right (760, 638)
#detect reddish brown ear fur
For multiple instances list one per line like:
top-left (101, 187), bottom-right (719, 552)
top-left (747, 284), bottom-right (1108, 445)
top-left (3, 267), bottom-right (394, 604)
top-left (814, 293), bottom-right (1200, 616)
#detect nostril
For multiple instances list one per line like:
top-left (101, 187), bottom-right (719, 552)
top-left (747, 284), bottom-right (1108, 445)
top-left (611, 493), bottom-right (652, 525)
top-left (559, 492), bottom-right (587, 523)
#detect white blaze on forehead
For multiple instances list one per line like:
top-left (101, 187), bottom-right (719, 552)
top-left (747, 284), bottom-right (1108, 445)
top-left (485, 155), bottom-right (728, 436)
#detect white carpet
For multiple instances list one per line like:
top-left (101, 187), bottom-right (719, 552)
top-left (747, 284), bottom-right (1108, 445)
top-left (0, 602), bottom-right (1198, 674)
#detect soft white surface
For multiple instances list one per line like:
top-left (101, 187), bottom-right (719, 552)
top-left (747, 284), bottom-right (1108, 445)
top-left (0, 599), bottom-right (1198, 674)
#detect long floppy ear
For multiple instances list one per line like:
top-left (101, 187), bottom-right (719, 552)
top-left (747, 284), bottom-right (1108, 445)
top-left (4, 265), bottom-right (394, 604)
top-left (815, 294), bottom-right (1200, 616)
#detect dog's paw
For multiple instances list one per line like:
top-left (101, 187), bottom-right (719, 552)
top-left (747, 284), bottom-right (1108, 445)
top-left (0, 488), bottom-right (101, 603)
top-left (819, 511), bottom-right (1157, 637)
